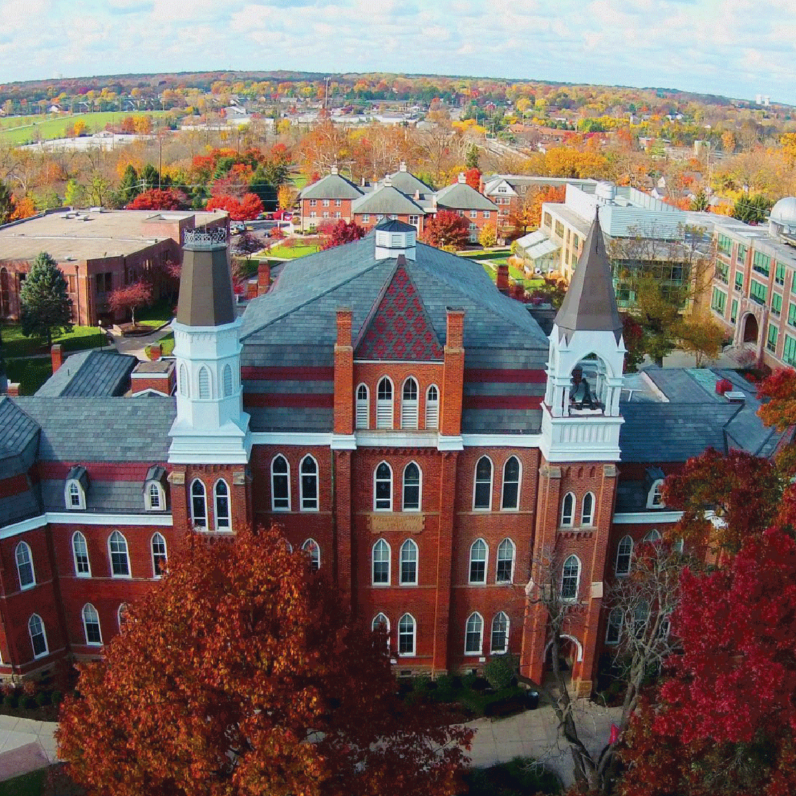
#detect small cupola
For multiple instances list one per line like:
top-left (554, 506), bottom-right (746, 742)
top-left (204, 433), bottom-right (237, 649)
top-left (374, 218), bottom-right (417, 261)
top-left (331, 163), bottom-right (339, 175)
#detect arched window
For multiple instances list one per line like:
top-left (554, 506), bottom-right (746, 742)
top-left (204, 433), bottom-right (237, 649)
top-left (647, 479), bottom-right (665, 508)
top-left (401, 377), bottom-right (419, 429)
top-left (581, 492), bottom-right (595, 526)
top-left (146, 481), bottom-right (165, 511)
top-left (473, 456), bottom-right (493, 510)
top-left (398, 613), bottom-right (416, 656)
top-left (151, 532), bottom-right (167, 578)
top-left (214, 480), bottom-right (231, 530)
top-left (82, 603), bottom-right (102, 646)
top-left (469, 538), bottom-right (488, 584)
top-left (501, 456), bottom-right (521, 510)
top-left (399, 539), bottom-right (418, 585)
top-left (356, 384), bottom-right (369, 429)
top-left (615, 536), bottom-right (633, 576)
top-left (633, 600), bottom-right (650, 637)
top-left (190, 479), bottom-right (207, 528)
top-left (465, 612), bottom-right (483, 655)
top-left (109, 531), bottom-right (130, 578)
top-left (376, 377), bottom-right (393, 429)
top-left (302, 538), bottom-right (321, 572)
top-left (643, 529), bottom-right (662, 544)
top-left (15, 542), bottom-right (35, 589)
top-left (223, 364), bottom-right (233, 397)
top-left (374, 462), bottom-right (392, 511)
top-left (72, 531), bottom-right (90, 577)
top-left (117, 603), bottom-right (129, 631)
top-left (425, 384), bottom-right (439, 429)
top-left (606, 607), bottom-right (623, 645)
top-left (271, 455), bottom-right (290, 511)
top-left (402, 462), bottom-right (421, 511)
top-left (491, 612), bottom-right (510, 654)
top-left (561, 555), bottom-right (580, 601)
top-left (372, 539), bottom-right (390, 585)
top-left (372, 613), bottom-right (390, 650)
top-left (28, 614), bottom-right (48, 659)
top-left (300, 456), bottom-right (318, 511)
top-left (198, 366), bottom-right (211, 399)
top-left (179, 364), bottom-right (189, 397)
top-left (561, 492), bottom-right (575, 527)
top-left (66, 479), bottom-right (85, 510)
top-left (496, 538), bottom-right (515, 583)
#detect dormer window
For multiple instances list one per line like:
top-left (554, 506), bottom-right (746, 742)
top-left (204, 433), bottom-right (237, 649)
top-left (65, 466), bottom-right (88, 511)
top-left (645, 467), bottom-right (666, 509)
top-left (144, 466), bottom-right (168, 512)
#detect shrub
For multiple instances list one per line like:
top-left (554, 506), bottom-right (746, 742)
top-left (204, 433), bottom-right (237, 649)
top-left (412, 675), bottom-right (432, 693)
top-left (35, 691), bottom-right (50, 707)
top-left (22, 679), bottom-right (37, 697)
top-left (21, 694), bottom-right (37, 710)
top-left (462, 672), bottom-right (478, 690)
top-left (3, 693), bottom-right (18, 709)
top-left (484, 654), bottom-right (518, 691)
top-left (51, 690), bottom-right (63, 706)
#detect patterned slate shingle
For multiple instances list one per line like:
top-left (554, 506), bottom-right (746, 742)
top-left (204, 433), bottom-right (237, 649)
top-left (35, 350), bottom-right (137, 397)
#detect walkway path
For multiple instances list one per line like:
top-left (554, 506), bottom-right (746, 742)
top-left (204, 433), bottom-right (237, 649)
top-left (0, 716), bottom-right (57, 781)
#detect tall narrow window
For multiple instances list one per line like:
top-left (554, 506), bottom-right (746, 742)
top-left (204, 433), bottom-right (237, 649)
top-left (561, 555), bottom-right (580, 601)
top-left (398, 613), bottom-right (416, 656)
top-left (496, 538), bottom-right (515, 583)
top-left (82, 603), bottom-right (102, 646)
top-left (147, 481), bottom-right (164, 511)
top-left (606, 607), bottom-right (623, 645)
top-left (67, 480), bottom-right (85, 510)
top-left (302, 538), bottom-right (321, 572)
top-left (191, 479), bottom-right (207, 528)
top-left (372, 539), bottom-right (390, 585)
top-left (214, 480), bottom-right (231, 530)
top-left (356, 384), bottom-right (369, 429)
top-left (374, 462), bottom-right (392, 511)
top-left (465, 612), bottom-right (483, 654)
top-left (109, 531), bottom-right (130, 577)
top-left (198, 366), bottom-right (211, 399)
top-left (15, 542), bottom-right (35, 589)
top-left (223, 364), bottom-right (233, 397)
top-left (469, 538), bottom-right (488, 584)
top-left (151, 533), bottom-right (167, 578)
top-left (473, 456), bottom-right (493, 510)
top-left (372, 613), bottom-right (390, 651)
top-left (425, 384), bottom-right (439, 429)
top-left (271, 455), bottom-right (290, 511)
top-left (643, 529), bottom-right (662, 543)
top-left (561, 493), bottom-right (575, 527)
top-left (300, 456), bottom-right (318, 511)
top-left (615, 536), bottom-right (633, 576)
top-left (647, 480), bottom-right (665, 508)
top-left (491, 612), bottom-right (510, 654)
top-left (28, 614), bottom-right (48, 659)
top-left (400, 539), bottom-right (418, 585)
top-left (179, 364), bottom-right (189, 397)
top-left (401, 378), bottom-right (419, 429)
top-left (376, 377), bottom-right (393, 429)
top-left (117, 603), bottom-right (129, 631)
top-left (581, 492), bottom-right (595, 526)
top-left (501, 456), bottom-right (521, 510)
top-left (402, 462), bottom-right (421, 511)
top-left (72, 531), bottom-right (90, 577)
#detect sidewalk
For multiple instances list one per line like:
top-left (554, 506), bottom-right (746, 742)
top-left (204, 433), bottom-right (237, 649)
top-left (108, 323), bottom-right (172, 361)
top-left (0, 716), bottom-right (57, 781)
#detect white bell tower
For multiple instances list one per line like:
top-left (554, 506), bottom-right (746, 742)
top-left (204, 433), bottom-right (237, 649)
top-left (168, 228), bottom-right (252, 464)
top-left (540, 214), bottom-right (625, 462)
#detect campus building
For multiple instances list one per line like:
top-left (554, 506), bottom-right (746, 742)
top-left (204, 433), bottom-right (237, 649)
top-left (0, 219), bottom-right (781, 694)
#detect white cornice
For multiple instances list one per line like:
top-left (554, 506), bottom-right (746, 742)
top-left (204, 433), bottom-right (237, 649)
top-left (251, 432), bottom-right (333, 447)
top-left (1, 512), bottom-right (173, 540)
top-left (461, 434), bottom-right (543, 448)
top-left (612, 511), bottom-right (683, 524)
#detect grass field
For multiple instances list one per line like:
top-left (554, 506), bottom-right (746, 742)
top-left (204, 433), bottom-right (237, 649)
top-left (2, 324), bottom-right (108, 358)
top-left (0, 110), bottom-right (169, 145)
top-left (0, 768), bottom-right (48, 796)
top-left (267, 243), bottom-right (321, 259)
top-left (5, 358), bottom-right (52, 395)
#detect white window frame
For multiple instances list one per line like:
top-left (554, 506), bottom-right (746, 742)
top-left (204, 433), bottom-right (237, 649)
top-left (82, 603), bottom-right (102, 646)
top-left (647, 479), bottom-right (665, 509)
top-left (496, 538), bottom-right (515, 584)
top-left (117, 603), bottom-right (129, 632)
top-left (72, 531), bottom-right (91, 578)
top-left (491, 611), bottom-right (510, 654)
top-left (561, 492), bottom-right (575, 527)
top-left (15, 541), bottom-right (35, 590)
top-left (469, 538), bottom-right (488, 584)
top-left (28, 614), bottom-right (48, 659)
top-left (616, 535), bottom-right (633, 576)
top-left (108, 530), bottom-right (131, 579)
top-left (643, 529), bottom-right (662, 543)
top-left (190, 479), bottom-right (208, 529)
top-left (470, 210), bottom-right (478, 219)
top-left (197, 365), bottom-right (212, 399)
top-left (356, 383), bottom-right (370, 429)
top-left (151, 532), bottom-right (167, 578)
top-left (322, 199), bottom-right (330, 207)
top-left (425, 384), bottom-right (439, 429)
top-left (473, 456), bottom-right (493, 511)
top-left (145, 480), bottom-right (165, 511)
top-left (581, 492), bottom-right (595, 526)
top-left (399, 538), bottom-right (418, 585)
top-left (299, 455), bottom-right (319, 512)
top-left (372, 538), bottom-right (391, 586)
top-left (335, 199), bottom-right (342, 207)
top-left (65, 479), bottom-right (86, 510)
top-left (309, 199), bottom-right (317, 207)
top-left (501, 456), bottom-right (521, 511)
top-left (402, 462), bottom-right (421, 512)
top-left (464, 612), bottom-right (484, 655)
top-left (398, 612), bottom-right (416, 656)
top-left (214, 479), bottom-right (231, 531)
top-left (400, 377), bottom-right (419, 429)
top-left (376, 377), bottom-right (394, 429)
top-left (372, 613), bottom-right (390, 651)
top-left (483, 210), bottom-right (491, 219)
top-left (362, 213), bottom-right (370, 223)
top-left (271, 455), bottom-right (291, 512)
top-left (561, 555), bottom-right (580, 602)
top-left (302, 538), bottom-right (321, 571)
top-left (606, 607), bottom-right (623, 645)
top-left (374, 461), bottom-right (393, 511)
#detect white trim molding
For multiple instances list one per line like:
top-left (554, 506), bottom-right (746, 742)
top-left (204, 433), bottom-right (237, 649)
top-left (358, 431), bottom-right (438, 448)
top-left (437, 435), bottom-right (464, 451)
top-left (1, 512), bottom-right (174, 540)
top-left (461, 433), bottom-right (543, 448)
top-left (330, 434), bottom-right (357, 450)
top-left (251, 432), bottom-right (333, 447)
top-left (612, 511), bottom-right (683, 525)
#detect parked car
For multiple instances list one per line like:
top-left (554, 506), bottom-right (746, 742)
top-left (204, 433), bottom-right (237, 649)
top-left (272, 210), bottom-right (293, 221)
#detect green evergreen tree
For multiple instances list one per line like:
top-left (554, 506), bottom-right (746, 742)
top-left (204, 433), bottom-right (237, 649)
top-left (64, 179), bottom-right (85, 208)
top-left (140, 163), bottom-right (160, 191)
top-left (465, 144), bottom-right (480, 170)
top-left (117, 164), bottom-right (141, 206)
top-left (0, 181), bottom-right (14, 225)
top-left (732, 193), bottom-right (771, 224)
top-left (249, 161), bottom-right (289, 209)
top-left (20, 252), bottom-right (73, 346)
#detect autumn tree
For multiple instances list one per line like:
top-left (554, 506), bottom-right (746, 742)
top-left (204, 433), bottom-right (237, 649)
top-left (757, 366), bottom-right (796, 431)
top-left (206, 193), bottom-right (264, 221)
top-left (57, 526), bottom-right (472, 796)
top-left (232, 232), bottom-right (262, 256)
top-left (277, 183), bottom-right (297, 211)
top-left (464, 167), bottom-right (481, 189)
top-left (422, 210), bottom-right (470, 250)
top-left (108, 280), bottom-right (153, 326)
top-left (676, 312), bottom-right (726, 367)
top-left (621, 312), bottom-right (644, 372)
top-left (0, 181), bottom-right (14, 224)
top-left (478, 222), bottom-right (497, 249)
top-left (126, 189), bottom-right (189, 211)
top-left (320, 219), bottom-right (366, 250)
top-left (19, 252), bottom-right (73, 345)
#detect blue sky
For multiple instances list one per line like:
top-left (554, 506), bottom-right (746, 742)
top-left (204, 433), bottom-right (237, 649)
top-left (2, 0), bottom-right (795, 104)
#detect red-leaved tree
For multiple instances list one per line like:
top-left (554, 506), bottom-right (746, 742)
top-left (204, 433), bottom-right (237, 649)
top-left (421, 210), bottom-right (470, 250)
top-left (321, 219), bottom-right (367, 250)
top-left (108, 280), bottom-right (153, 325)
top-left (57, 525), bottom-right (472, 796)
top-left (126, 188), bottom-right (189, 211)
top-left (464, 167), bottom-right (481, 189)
top-left (206, 192), bottom-right (264, 221)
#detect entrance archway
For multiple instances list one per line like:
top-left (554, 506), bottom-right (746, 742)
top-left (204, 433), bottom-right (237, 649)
top-left (742, 313), bottom-right (759, 344)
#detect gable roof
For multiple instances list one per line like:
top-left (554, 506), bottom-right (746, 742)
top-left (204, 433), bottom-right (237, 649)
top-left (434, 182), bottom-right (498, 211)
top-left (382, 169), bottom-right (434, 196)
top-left (35, 350), bottom-right (137, 397)
top-left (351, 185), bottom-right (426, 216)
top-left (299, 173), bottom-right (364, 201)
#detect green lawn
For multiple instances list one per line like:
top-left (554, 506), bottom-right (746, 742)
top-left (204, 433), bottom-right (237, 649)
top-left (5, 358), bottom-right (52, 395)
top-left (0, 110), bottom-right (169, 145)
top-left (291, 174), bottom-right (308, 190)
top-left (0, 767), bottom-right (47, 796)
top-left (2, 324), bottom-right (107, 357)
top-left (135, 300), bottom-right (175, 328)
top-left (267, 243), bottom-right (321, 259)
top-left (146, 332), bottom-right (174, 359)
top-left (463, 757), bottom-right (562, 796)
top-left (458, 249), bottom-right (512, 261)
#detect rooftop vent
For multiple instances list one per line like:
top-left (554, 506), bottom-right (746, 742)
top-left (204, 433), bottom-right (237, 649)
top-left (724, 390), bottom-right (746, 403)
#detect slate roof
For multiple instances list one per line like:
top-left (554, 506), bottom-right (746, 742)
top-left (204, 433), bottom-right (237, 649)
top-left (299, 173), bottom-right (363, 200)
top-left (383, 170), bottom-right (434, 195)
top-left (434, 182), bottom-right (498, 211)
top-left (351, 186), bottom-right (426, 216)
top-left (35, 350), bottom-right (137, 397)
top-left (0, 397), bottom-right (40, 464)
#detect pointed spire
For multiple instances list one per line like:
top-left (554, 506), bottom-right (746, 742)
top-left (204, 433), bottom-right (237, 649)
top-left (553, 212), bottom-right (622, 342)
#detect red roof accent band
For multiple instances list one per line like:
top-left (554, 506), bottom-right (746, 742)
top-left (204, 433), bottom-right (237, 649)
top-left (463, 395), bottom-right (543, 410)
top-left (241, 367), bottom-right (335, 381)
top-left (0, 474), bottom-right (30, 499)
top-left (39, 463), bottom-right (168, 481)
top-left (464, 369), bottom-right (547, 384)
top-left (244, 393), bottom-right (334, 408)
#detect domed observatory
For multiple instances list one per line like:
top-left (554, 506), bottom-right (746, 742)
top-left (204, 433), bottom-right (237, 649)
top-left (541, 214), bottom-right (626, 462)
top-left (768, 196), bottom-right (796, 238)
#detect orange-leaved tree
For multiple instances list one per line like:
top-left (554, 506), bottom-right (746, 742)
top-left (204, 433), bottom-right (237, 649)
top-left (57, 525), bottom-right (472, 796)
top-left (421, 210), bottom-right (470, 250)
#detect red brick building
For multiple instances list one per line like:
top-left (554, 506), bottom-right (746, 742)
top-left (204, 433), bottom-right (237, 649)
top-left (0, 220), bottom-right (780, 694)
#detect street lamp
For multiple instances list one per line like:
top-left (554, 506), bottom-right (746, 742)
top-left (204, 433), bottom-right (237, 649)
top-left (98, 319), bottom-right (104, 348)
